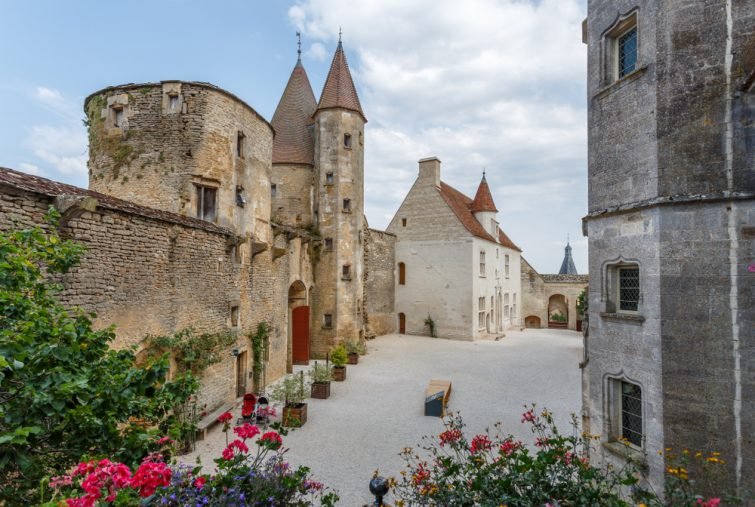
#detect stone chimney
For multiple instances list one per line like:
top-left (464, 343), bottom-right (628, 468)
top-left (418, 157), bottom-right (441, 187)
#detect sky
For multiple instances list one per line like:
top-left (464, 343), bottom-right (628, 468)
top-left (0, 0), bottom-right (588, 274)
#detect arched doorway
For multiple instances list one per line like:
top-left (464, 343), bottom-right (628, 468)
top-left (525, 315), bottom-right (541, 328)
top-left (288, 281), bottom-right (309, 365)
top-left (548, 294), bottom-right (568, 329)
top-left (398, 313), bottom-right (406, 334)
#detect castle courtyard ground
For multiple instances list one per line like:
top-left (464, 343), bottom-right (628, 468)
top-left (182, 328), bottom-right (582, 506)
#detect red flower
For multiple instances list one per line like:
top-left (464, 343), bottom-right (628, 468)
top-left (469, 434), bottom-right (492, 454)
top-left (156, 436), bottom-right (173, 446)
top-left (217, 411), bottom-right (233, 423)
top-left (499, 439), bottom-right (521, 456)
top-left (412, 463), bottom-right (430, 486)
top-left (194, 476), bottom-right (207, 489)
top-left (234, 423), bottom-right (261, 440)
top-left (535, 436), bottom-right (549, 448)
top-left (222, 438), bottom-right (250, 460)
top-left (439, 429), bottom-right (463, 447)
top-left (130, 460), bottom-right (172, 497)
top-left (259, 431), bottom-right (283, 450)
top-left (521, 409), bottom-right (535, 423)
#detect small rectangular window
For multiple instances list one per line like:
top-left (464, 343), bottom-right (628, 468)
top-left (401, 218), bottom-right (407, 227)
top-left (344, 133), bottom-right (352, 148)
top-left (113, 107), bottom-right (124, 128)
top-left (342, 198), bottom-right (351, 213)
top-left (271, 184), bottom-right (277, 197)
top-left (342, 265), bottom-right (351, 280)
top-left (169, 94), bottom-right (179, 111)
top-left (617, 27), bottom-right (638, 78)
top-left (326, 172), bottom-right (334, 185)
top-left (237, 131), bottom-right (245, 158)
top-left (324, 238), bottom-right (333, 251)
top-left (398, 262), bottom-right (406, 285)
top-left (478, 297), bottom-right (486, 329)
top-left (323, 313), bottom-right (332, 328)
top-left (479, 251), bottom-right (486, 276)
top-left (230, 306), bottom-right (240, 327)
top-left (236, 186), bottom-right (246, 207)
top-left (196, 185), bottom-right (217, 222)
top-left (505, 254), bottom-right (510, 278)
top-left (621, 381), bottom-right (642, 446)
top-left (618, 267), bottom-right (640, 311)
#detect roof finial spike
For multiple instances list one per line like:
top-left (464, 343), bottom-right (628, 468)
top-left (338, 27), bottom-right (343, 46)
top-left (296, 31), bottom-right (302, 61)
top-left (567, 232), bottom-right (570, 245)
top-left (482, 167), bottom-right (486, 179)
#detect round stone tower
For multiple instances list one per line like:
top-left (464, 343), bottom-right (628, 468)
top-left (84, 81), bottom-right (273, 239)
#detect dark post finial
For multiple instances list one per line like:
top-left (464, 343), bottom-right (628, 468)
top-left (369, 475), bottom-right (390, 506)
top-left (483, 167), bottom-right (486, 178)
top-left (296, 31), bottom-right (302, 60)
top-left (338, 27), bottom-right (342, 43)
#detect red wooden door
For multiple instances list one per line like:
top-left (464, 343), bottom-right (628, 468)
top-left (292, 306), bottom-right (310, 365)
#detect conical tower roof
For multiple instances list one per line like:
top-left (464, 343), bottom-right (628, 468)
top-left (558, 243), bottom-right (578, 275)
top-left (316, 40), bottom-right (366, 122)
top-left (271, 57), bottom-right (317, 165)
top-left (470, 173), bottom-right (498, 212)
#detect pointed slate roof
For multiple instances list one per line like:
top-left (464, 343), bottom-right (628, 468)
top-left (438, 181), bottom-right (521, 251)
top-left (271, 58), bottom-right (318, 165)
top-left (316, 41), bottom-right (367, 122)
top-left (558, 243), bottom-right (579, 275)
top-left (470, 173), bottom-right (498, 212)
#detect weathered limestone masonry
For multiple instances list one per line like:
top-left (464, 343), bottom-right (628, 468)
top-left (584, 0), bottom-right (754, 495)
top-left (363, 226), bottom-right (397, 337)
top-left (0, 168), bottom-right (249, 412)
top-left (520, 259), bottom-right (588, 331)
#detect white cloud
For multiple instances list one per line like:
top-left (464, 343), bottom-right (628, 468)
top-left (18, 162), bottom-right (43, 176)
top-left (31, 86), bottom-right (79, 120)
top-left (291, 0), bottom-right (589, 272)
top-left (306, 42), bottom-right (327, 61)
top-left (25, 125), bottom-right (88, 176)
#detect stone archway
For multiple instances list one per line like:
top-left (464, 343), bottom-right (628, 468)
top-left (525, 315), bottom-right (542, 328)
top-left (548, 294), bottom-right (568, 329)
top-left (288, 281), bottom-right (309, 367)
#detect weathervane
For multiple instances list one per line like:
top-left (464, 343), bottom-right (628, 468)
top-left (296, 31), bottom-right (301, 60)
top-left (338, 27), bottom-right (342, 43)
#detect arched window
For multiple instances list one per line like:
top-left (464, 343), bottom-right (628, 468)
top-left (398, 262), bottom-right (406, 285)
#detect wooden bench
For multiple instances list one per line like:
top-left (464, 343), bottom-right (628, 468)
top-left (196, 402), bottom-right (235, 441)
top-left (424, 379), bottom-right (452, 417)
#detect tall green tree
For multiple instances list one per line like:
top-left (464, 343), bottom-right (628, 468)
top-left (0, 210), bottom-right (195, 504)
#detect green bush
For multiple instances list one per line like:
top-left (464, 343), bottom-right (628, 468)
top-left (330, 344), bottom-right (348, 367)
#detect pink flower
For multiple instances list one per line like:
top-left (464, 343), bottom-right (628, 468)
top-left (222, 438), bottom-right (250, 459)
top-left (521, 409), bottom-right (535, 423)
top-left (697, 499), bottom-right (721, 507)
top-left (66, 497), bottom-right (95, 507)
top-left (50, 475), bottom-right (73, 489)
top-left (259, 431), bottom-right (283, 450)
top-left (535, 436), bottom-right (549, 448)
top-left (130, 460), bottom-right (171, 497)
top-left (439, 429), bottom-right (463, 447)
top-left (469, 434), bottom-right (492, 454)
top-left (748, 263), bottom-right (755, 273)
top-left (222, 447), bottom-right (234, 460)
top-left (217, 411), bottom-right (233, 423)
top-left (499, 439), bottom-right (521, 456)
top-left (194, 476), bottom-right (207, 489)
top-left (234, 423), bottom-right (261, 440)
top-left (156, 436), bottom-right (173, 446)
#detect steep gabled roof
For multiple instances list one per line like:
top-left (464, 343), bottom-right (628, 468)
top-left (438, 181), bottom-right (521, 251)
top-left (316, 41), bottom-right (366, 122)
top-left (470, 174), bottom-right (498, 212)
top-left (271, 59), bottom-right (317, 165)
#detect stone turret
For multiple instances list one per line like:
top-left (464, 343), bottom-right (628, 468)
top-left (471, 173), bottom-right (498, 237)
top-left (310, 39), bottom-right (367, 355)
top-left (558, 242), bottom-right (578, 275)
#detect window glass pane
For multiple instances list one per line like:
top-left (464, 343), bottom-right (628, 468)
top-left (621, 382), bottom-right (642, 446)
top-left (619, 267), bottom-right (640, 311)
top-left (618, 27), bottom-right (637, 77)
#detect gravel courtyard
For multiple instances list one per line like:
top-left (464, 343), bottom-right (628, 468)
top-left (182, 328), bottom-right (583, 506)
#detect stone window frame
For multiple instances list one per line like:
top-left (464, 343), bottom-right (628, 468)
top-left (401, 218), bottom-right (407, 227)
top-left (236, 131), bottom-right (246, 158)
top-left (504, 292), bottom-right (510, 319)
top-left (229, 304), bottom-right (240, 328)
top-left (477, 296), bottom-right (486, 330)
top-left (194, 180), bottom-right (219, 223)
top-left (600, 256), bottom-right (644, 321)
top-left (341, 264), bottom-right (351, 281)
top-left (602, 9), bottom-right (640, 85)
top-left (325, 172), bottom-right (334, 185)
top-left (323, 313), bottom-right (333, 329)
top-left (324, 238), bottom-right (333, 251)
top-left (505, 254), bottom-right (510, 278)
top-left (342, 198), bottom-right (351, 213)
top-left (344, 133), bottom-right (352, 149)
top-left (270, 183), bottom-right (277, 198)
top-left (479, 250), bottom-right (486, 277)
top-left (168, 93), bottom-right (180, 112)
top-left (603, 372), bottom-right (646, 453)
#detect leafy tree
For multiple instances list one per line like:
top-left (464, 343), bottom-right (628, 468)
top-left (0, 209), bottom-right (196, 503)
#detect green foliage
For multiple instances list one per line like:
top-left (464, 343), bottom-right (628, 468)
top-left (269, 372), bottom-right (308, 407)
top-left (0, 210), bottom-right (196, 503)
top-left (143, 328), bottom-right (236, 375)
top-left (424, 314), bottom-right (437, 337)
top-left (249, 322), bottom-right (269, 392)
top-left (344, 340), bottom-right (367, 355)
top-left (577, 288), bottom-right (588, 316)
top-left (307, 362), bottom-right (333, 384)
top-left (329, 344), bottom-right (348, 367)
top-left (550, 311), bottom-right (568, 323)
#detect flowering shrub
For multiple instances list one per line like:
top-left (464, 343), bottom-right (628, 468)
top-left (395, 408), bottom-right (636, 506)
top-left (41, 422), bottom-right (338, 506)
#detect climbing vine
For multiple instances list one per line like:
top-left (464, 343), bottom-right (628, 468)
top-left (249, 322), bottom-right (269, 392)
top-left (143, 328), bottom-right (237, 374)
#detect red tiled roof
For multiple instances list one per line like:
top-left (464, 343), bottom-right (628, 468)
top-left (470, 175), bottom-right (498, 212)
top-left (271, 60), bottom-right (317, 165)
top-left (438, 181), bottom-right (521, 251)
top-left (0, 167), bottom-right (231, 235)
top-left (316, 42), bottom-right (366, 122)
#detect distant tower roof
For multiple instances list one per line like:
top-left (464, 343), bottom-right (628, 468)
top-left (316, 38), bottom-right (366, 122)
top-left (558, 242), bottom-right (578, 275)
top-left (470, 172), bottom-right (498, 212)
top-left (271, 37), bottom-right (317, 165)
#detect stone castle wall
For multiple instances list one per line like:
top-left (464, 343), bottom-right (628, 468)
top-left (364, 227), bottom-right (396, 337)
top-left (271, 164), bottom-right (314, 227)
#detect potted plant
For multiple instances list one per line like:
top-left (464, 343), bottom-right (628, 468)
top-left (307, 361), bottom-right (333, 399)
top-left (344, 340), bottom-right (366, 365)
top-left (330, 344), bottom-right (348, 381)
top-left (269, 371), bottom-right (308, 427)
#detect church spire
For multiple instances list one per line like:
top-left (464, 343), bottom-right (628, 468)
top-left (558, 241), bottom-right (578, 275)
top-left (271, 36), bottom-right (317, 165)
top-left (316, 37), bottom-right (366, 122)
top-left (470, 171), bottom-right (498, 213)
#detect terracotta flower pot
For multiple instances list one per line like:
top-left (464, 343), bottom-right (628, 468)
top-left (311, 381), bottom-right (331, 399)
